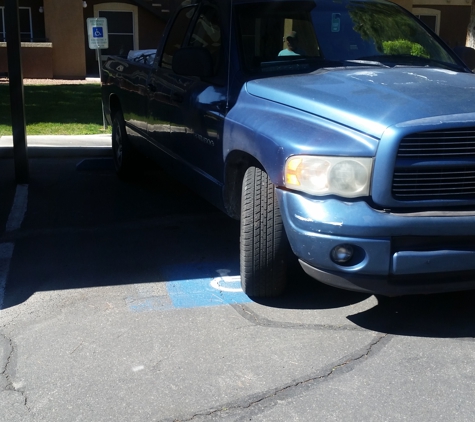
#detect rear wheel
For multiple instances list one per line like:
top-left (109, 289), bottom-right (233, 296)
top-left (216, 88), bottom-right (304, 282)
top-left (112, 111), bottom-right (137, 180)
top-left (240, 167), bottom-right (289, 297)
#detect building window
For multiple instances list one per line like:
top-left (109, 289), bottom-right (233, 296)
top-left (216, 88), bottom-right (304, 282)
top-left (98, 11), bottom-right (134, 56)
top-left (0, 7), bottom-right (33, 42)
top-left (413, 8), bottom-right (441, 35)
top-left (95, 3), bottom-right (138, 57)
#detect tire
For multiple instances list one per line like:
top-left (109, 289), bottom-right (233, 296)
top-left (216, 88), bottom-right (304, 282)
top-left (240, 167), bottom-right (289, 298)
top-left (111, 111), bottom-right (137, 180)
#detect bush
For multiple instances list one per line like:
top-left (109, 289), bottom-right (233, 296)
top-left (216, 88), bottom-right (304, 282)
top-left (382, 39), bottom-right (429, 58)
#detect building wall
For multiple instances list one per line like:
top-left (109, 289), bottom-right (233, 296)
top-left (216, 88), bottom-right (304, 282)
top-left (414, 4), bottom-right (471, 48)
top-left (0, 42), bottom-right (53, 78)
top-left (43, 0), bottom-right (87, 78)
top-left (137, 6), bottom-right (166, 50)
top-left (394, 0), bottom-right (414, 11)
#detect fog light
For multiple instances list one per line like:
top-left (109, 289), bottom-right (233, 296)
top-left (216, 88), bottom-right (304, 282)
top-left (331, 244), bottom-right (354, 264)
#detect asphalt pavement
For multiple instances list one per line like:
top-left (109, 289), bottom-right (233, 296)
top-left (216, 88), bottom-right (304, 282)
top-left (1, 135), bottom-right (475, 422)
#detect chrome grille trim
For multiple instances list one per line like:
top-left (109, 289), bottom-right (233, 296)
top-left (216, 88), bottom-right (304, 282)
top-left (398, 128), bottom-right (475, 157)
top-left (392, 128), bottom-right (475, 200)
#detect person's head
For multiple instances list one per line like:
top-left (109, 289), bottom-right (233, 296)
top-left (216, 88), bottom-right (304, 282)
top-left (284, 31), bottom-right (298, 50)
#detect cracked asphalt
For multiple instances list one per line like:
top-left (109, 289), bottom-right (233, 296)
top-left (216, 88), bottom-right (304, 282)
top-left (1, 138), bottom-right (475, 421)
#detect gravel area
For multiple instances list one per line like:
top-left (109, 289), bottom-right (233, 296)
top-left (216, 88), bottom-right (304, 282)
top-left (0, 77), bottom-right (100, 85)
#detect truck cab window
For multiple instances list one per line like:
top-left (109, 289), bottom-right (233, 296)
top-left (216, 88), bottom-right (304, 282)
top-left (188, 6), bottom-right (222, 74)
top-left (236, 1), bottom-right (321, 74)
top-left (161, 6), bottom-right (197, 69)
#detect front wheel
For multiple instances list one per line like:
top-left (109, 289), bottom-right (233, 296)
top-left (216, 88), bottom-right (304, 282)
top-left (240, 167), bottom-right (289, 298)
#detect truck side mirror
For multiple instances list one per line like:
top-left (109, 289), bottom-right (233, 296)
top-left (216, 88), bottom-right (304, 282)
top-left (453, 46), bottom-right (475, 71)
top-left (172, 47), bottom-right (214, 77)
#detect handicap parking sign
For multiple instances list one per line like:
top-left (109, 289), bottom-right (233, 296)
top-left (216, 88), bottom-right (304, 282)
top-left (87, 18), bottom-right (108, 49)
top-left (93, 27), bottom-right (103, 38)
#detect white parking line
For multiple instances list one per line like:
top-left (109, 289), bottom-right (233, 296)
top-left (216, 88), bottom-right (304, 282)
top-left (1, 184), bottom-right (28, 310)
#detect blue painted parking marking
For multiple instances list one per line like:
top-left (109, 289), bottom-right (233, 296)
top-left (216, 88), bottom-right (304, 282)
top-left (126, 267), bottom-right (251, 312)
top-left (167, 272), bottom-right (251, 309)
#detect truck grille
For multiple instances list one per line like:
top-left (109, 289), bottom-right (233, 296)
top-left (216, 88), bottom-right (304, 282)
top-left (392, 128), bottom-right (475, 200)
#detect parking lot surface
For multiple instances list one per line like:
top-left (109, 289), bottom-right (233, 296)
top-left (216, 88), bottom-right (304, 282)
top-left (1, 137), bottom-right (475, 422)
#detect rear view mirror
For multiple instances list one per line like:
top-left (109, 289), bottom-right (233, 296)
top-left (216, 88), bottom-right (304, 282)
top-left (172, 47), bottom-right (213, 77)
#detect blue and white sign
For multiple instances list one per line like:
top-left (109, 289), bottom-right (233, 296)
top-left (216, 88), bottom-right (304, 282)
top-left (93, 27), bottom-right (104, 38)
top-left (87, 18), bottom-right (109, 49)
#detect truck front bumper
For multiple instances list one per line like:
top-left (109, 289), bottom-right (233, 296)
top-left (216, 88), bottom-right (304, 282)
top-left (277, 189), bottom-right (475, 296)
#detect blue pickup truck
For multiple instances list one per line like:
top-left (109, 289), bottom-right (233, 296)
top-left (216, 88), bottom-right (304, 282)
top-left (101, 0), bottom-right (475, 297)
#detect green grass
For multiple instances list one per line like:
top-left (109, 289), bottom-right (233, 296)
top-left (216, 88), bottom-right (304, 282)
top-left (0, 84), bottom-right (111, 136)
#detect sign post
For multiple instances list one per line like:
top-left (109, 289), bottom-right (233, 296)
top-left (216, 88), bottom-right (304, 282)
top-left (87, 18), bottom-right (109, 129)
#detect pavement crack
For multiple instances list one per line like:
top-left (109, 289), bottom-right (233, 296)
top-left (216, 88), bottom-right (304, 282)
top-left (0, 332), bottom-right (31, 412)
top-left (163, 333), bottom-right (390, 422)
top-left (0, 310), bottom-right (23, 330)
top-left (0, 333), bottom-right (13, 381)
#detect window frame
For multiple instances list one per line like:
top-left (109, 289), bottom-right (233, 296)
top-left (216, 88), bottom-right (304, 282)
top-left (159, 5), bottom-right (198, 69)
top-left (187, 4), bottom-right (223, 76)
top-left (413, 8), bottom-right (441, 35)
top-left (94, 3), bottom-right (138, 58)
top-left (0, 7), bottom-right (33, 42)
top-left (0, 8), bottom-right (4, 42)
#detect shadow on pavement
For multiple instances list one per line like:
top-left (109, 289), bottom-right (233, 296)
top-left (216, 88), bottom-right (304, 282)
top-left (347, 290), bottom-right (475, 338)
top-left (252, 261), bottom-right (371, 310)
top-left (1, 150), bottom-right (240, 309)
top-left (2, 148), bottom-right (475, 338)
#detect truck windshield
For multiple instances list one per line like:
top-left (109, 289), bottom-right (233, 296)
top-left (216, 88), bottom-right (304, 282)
top-left (235, 0), bottom-right (462, 74)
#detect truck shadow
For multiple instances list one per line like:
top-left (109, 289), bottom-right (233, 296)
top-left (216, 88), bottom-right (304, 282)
top-left (258, 273), bottom-right (475, 338)
top-left (243, 253), bottom-right (475, 338)
top-left (2, 151), bottom-right (475, 338)
top-left (346, 291), bottom-right (475, 338)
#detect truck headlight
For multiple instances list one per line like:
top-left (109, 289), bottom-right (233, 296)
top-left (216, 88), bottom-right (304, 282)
top-left (285, 155), bottom-right (373, 198)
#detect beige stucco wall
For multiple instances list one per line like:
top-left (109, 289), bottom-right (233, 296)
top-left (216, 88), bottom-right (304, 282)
top-left (393, 0), bottom-right (413, 11)
top-left (43, 0), bottom-right (87, 78)
top-left (0, 43), bottom-right (54, 79)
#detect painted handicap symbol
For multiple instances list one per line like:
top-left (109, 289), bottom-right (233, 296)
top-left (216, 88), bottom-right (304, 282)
top-left (210, 269), bottom-right (243, 292)
top-left (93, 27), bottom-right (103, 38)
top-left (164, 268), bottom-right (251, 309)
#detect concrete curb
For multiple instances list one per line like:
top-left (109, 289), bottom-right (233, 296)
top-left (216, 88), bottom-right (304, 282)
top-left (0, 134), bottom-right (112, 158)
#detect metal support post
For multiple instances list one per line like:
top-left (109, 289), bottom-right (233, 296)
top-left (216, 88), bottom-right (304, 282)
top-left (97, 51), bottom-right (107, 130)
top-left (5, 0), bottom-right (29, 184)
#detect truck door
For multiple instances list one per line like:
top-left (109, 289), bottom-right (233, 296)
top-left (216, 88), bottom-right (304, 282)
top-left (147, 4), bottom-right (227, 185)
top-left (146, 5), bottom-right (197, 153)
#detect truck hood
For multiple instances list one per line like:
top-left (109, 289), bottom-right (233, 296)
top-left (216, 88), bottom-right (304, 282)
top-left (246, 67), bottom-right (475, 138)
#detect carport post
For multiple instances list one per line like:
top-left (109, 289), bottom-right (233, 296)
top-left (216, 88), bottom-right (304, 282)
top-left (5, 0), bottom-right (29, 184)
